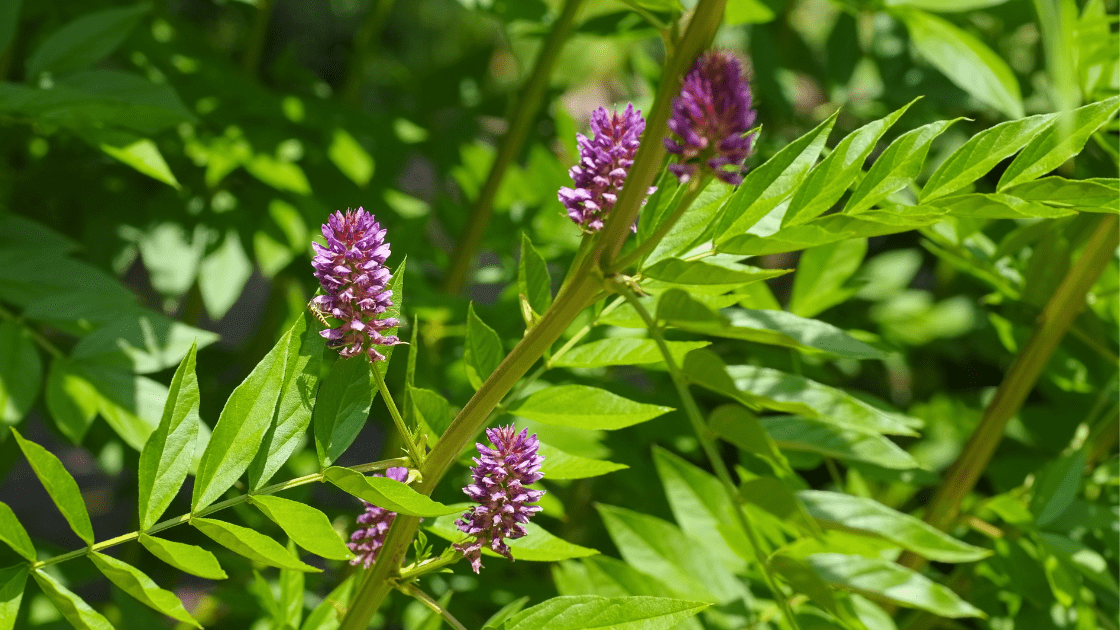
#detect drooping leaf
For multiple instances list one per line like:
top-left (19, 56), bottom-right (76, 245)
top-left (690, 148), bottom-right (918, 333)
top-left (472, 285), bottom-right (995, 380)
top-left (1030, 448), bottom-right (1087, 527)
top-left (642, 257), bottom-right (790, 294)
top-left (0, 502), bottom-right (34, 562)
top-left (137, 344), bottom-right (200, 531)
top-left (427, 514), bottom-right (598, 562)
top-left (798, 491), bottom-right (991, 562)
top-left (313, 357), bottom-right (375, 467)
top-left (804, 553), bottom-right (985, 618)
top-left (509, 385), bottom-right (673, 430)
top-left (464, 303), bottom-right (503, 389)
top-left (739, 477), bottom-right (820, 536)
top-left (88, 131), bottom-right (180, 188)
top-left (323, 467), bottom-right (461, 517)
top-left (251, 495), bottom-right (354, 561)
top-left (708, 404), bottom-right (786, 464)
top-left (782, 100), bottom-right (916, 227)
top-left (538, 442), bottom-right (628, 480)
top-left (519, 233), bottom-right (552, 319)
top-left (0, 320), bottom-right (41, 425)
top-left (89, 552), bottom-right (200, 627)
top-left (10, 428), bottom-right (94, 546)
top-left (191, 518), bottom-right (320, 572)
top-left (550, 339), bottom-right (709, 368)
top-left (25, 4), bottom-right (149, 78)
top-left (0, 565), bottom-right (27, 630)
top-left (596, 504), bottom-right (741, 604)
top-left (920, 112), bottom-right (1057, 202)
top-left (844, 119), bottom-right (963, 214)
top-left (248, 313), bottom-right (326, 490)
top-left (788, 238), bottom-right (868, 318)
top-left (501, 595), bottom-right (709, 630)
top-left (138, 534), bottom-right (227, 580)
top-left (897, 8), bottom-right (1023, 119)
top-left (999, 96), bottom-right (1120, 189)
top-left (44, 358), bottom-right (100, 444)
top-left (758, 416), bottom-right (921, 470)
top-left (33, 569), bottom-right (114, 630)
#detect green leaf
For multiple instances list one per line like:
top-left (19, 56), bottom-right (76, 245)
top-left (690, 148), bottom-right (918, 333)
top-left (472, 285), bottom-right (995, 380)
top-left (0, 0), bottom-right (22, 55)
top-left (482, 596), bottom-right (531, 630)
top-left (642, 179), bottom-right (736, 266)
top-left (789, 238), bottom-right (868, 318)
top-left (804, 553), bottom-right (985, 618)
top-left (198, 229), bottom-right (252, 319)
top-left (138, 534), bottom-right (226, 580)
top-left (596, 504), bottom-right (741, 604)
top-left (10, 428), bottom-right (94, 546)
top-left (726, 0), bottom-right (775, 24)
top-left (76, 364), bottom-right (166, 452)
top-left (798, 490), bottom-right (991, 562)
top-left (0, 320), bottom-right (41, 424)
top-left (538, 442), bottom-right (628, 480)
top-left (519, 234), bottom-right (552, 318)
top-left (783, 100), bottom-right (916, 227)
top-left (248, 313), bottom-right (326, 490)
top-left (552, 558), bottom-right (696, 618)
top-left (323, 467), bottom-right (461, 517)
top-left (643, 257), bottom-right (790, 294)
top-left (192, 316), bottom-right (308, 510)
top-left (897, 8), bottom-right (1023, 119)
top-left (191, 518), bottom-right (320, 572)
top-left (716, 111), bottom-right (839, 243)
top-left (137, 344), bottom-right (200, 531)
top-left (551, 339), bottom-right (709, 368)
top-left (89, 552), bottom-right (200, 627)
top-left (601, 292), bottom-right (741, 328)
top-left (251, 495), bottom-right (354, 561)
top-left (313, 357), bottom-right (375, 467)
top-left (708, 404), bottom-right (786, 463)
top-left (411, 387), bottom-right (455, 441)
top-left (652, 447), bottom-right (746, 572)
top-left (45, 358), bottom-right (100, 444)
top-left (999, 96), bottom-right (1120, 189)
top-left (328, 128), bottom-right (375, 187)
top-left (885, 0), bottom-right (1010, 11)
top-left (926, 193), bottom-right (1077, 219)
top-left (0, 502), bottom-right (34, 561)
top-left (71, 312), bottom-right (217, 374)
top-left (25, 4), bottom-right (148, 78)
top-left (758, 416), bottom-right (921, 470)
top-left (719, 207), bottom-right (944, 256)
top-left (659, 290), bottom-right (885, 359)
top-left (89, 131), bottom-right (180, 188)
top-left (502, 595), bottom-right (709, 630)
top-left (1001, 177), bottom-right (1119, 213)
top-left (374, 258), bottom-right (405, 377)
top-left (33, 569), bottom-right (113, 630)
top-left (0, 565), bottom-right (27, 630)
top-left (244, 154), bottom-right (312, 195)
top-left (921, 112), bottom-right (1057, 202)
top-left (427, 514), bottom-right (598, 562)
top-left (1030, 448), bottom-right (1087, 527)
top-left (509, 385), bottom-right (673, 430)
top-left (465, 303), bottom-right (503, 389)
top-left (845, 119), bottom-right (963, 214)
top-left (1038, 532), bottom-right (1119, 594)
top-left (739, 477), bottom-right (819, 536)
top-left (300, 575), bottom-right (354, 630)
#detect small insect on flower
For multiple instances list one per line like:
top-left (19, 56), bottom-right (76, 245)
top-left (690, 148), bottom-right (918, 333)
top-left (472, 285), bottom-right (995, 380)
top-left (310, 208), bottom-right (400, 362)
top-left (454, 425), bottom-right (545, 573)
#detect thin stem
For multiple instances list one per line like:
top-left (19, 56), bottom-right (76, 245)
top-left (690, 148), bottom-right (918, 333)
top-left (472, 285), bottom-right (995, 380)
top-left (400, 583), bottom-right (469, 630)
top-left (443, 0), bottom-right (587, 294)
top-left (31, 457), bottom-right (409, 570)
top-left (612, 174), bottom-right (710, 272)
top-left (399, 548), bottom-right (463, 581)
top-left (373, 367), bottom-right (423, 464)
top-left (0, 305), bottom-right (65, 359)
top-left (614, 280), bottom-right (802, 630)
top-left (898, 213), bottom-right (1119, 572)
top-left (241, 0), bottom-right (276, 76)
top-left (341, 0), bottom-right (398, 105)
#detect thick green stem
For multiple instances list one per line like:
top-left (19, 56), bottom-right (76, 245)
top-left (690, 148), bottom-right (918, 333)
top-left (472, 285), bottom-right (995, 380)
top-left (339, 5), bottom-right (729, 626)
top-left (31, 457), bottom-right (409, 570)
top-left (898, 213), bottom-right (1119, 572)
top-left (615, 281), bottom-right (802, 630)
top-left (373, 367), bottom-right (423, 464)
top-left (443, 0), bottom-right (587, 294)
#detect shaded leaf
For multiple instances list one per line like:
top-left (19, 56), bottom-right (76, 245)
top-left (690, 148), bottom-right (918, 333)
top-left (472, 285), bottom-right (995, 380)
top-left (759, 416), bottom-right (921, 470)
top-left (89, 552), bottom-right (200, 627)
top-left (44, 358), bottom-right (100, 444)
top-left (300, 575), bottom-right (354, 630)
top-left (313, 357), bottom-right (375, 467)
top-left (198, 229), bottom-right (252, 319)
top-left (1030, 448), bottom-right (1087, 527)
top-left (1001, 177), bottom-right (1119, 213)
top-left (465, 303), bottom-right (503, 389)
top-left (0, 501), bottom-right (35, 562)
top-left (0, 320), bottom-right (41, 424)
top-left (789, 239), bottom-right (867, 318)
top-left (805, 553), bottom-right (985, 617)
top-left (191, 518), bottom-right (320, 572)
top-left (509, 385), bottom-right (673, 430)
top-left (519, 234), bottom-right (552, 318)
top-left (538, 442), bottom-right (629, 480)
top-left (0, 565), bottom-right (27, 630)
top-left (25, 4), bottom-right (148, 78)
top-left (643, 257), bottom-right (789, 294)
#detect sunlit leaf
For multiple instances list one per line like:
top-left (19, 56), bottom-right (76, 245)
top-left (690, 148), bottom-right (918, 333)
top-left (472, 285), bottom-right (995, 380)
top-left (509, 384), bottom-right (673, 430)
top-left (11, 428), bottom-right (94, 545)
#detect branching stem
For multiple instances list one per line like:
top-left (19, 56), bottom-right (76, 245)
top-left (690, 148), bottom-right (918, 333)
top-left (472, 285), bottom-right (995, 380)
top-left (400, 583), bottom-right (469, 630)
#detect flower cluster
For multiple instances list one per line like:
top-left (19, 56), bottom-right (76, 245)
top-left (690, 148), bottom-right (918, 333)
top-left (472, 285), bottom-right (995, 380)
top-left (310, 208), bottom-right (399, 362)
top-left (665, 51), bottom-right (758, 185)
top-left (558, 104), bottom-right (653, 233)
top-left (347, 467), bottom-right (409, 568)
top-left (454, 425), bottom-right (545, 573)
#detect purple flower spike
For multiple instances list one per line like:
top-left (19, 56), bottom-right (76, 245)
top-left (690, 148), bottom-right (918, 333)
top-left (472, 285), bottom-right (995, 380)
top-left (454, 425), bottom-right (545, 573)
top-left (347, 467), bottom-right (409, 568)
top-left (310, 208), bottom-right (400, 362)
top-left (558, 104), bottom-right (655, 233)
top-left (664, 52), bottom-right (758, 185)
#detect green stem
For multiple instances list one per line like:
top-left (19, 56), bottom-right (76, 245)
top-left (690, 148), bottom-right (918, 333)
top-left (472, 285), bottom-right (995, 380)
top-left (898, 213), bottom-right (1119, 572)
top-left (339, 5), bottom-right (730, 626)
top-left (0, 305), bottom-right (65, 359)
top-left (341, 0), bottom-right (398, 105)
top-left (31, 457), bottom-right (409, 570)
top-left (241, 0), bottom-right (276, 76)
top-left (443, 0), bottom-right (587, 294)
top-left (614, 280), bottom-right (802, 630)
top-left (373, 367), bottom-right (423, 464)
top-left (399, 548), bottom-right (463, 581)
top-left (612, 174), bottom-right (711, 272)
top-left (400, 583), bottom-right (469, 630)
